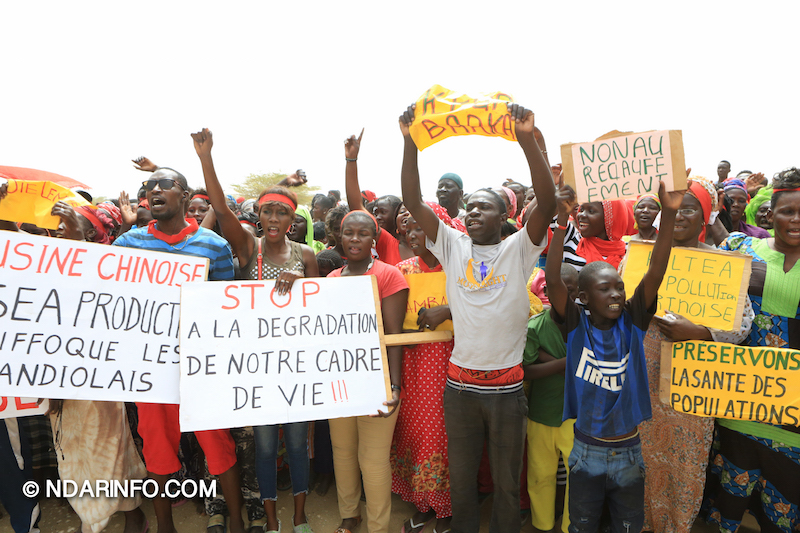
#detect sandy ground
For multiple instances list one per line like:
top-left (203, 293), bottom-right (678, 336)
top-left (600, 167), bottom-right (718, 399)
top-left (0, 488), bottom-right (759, 533)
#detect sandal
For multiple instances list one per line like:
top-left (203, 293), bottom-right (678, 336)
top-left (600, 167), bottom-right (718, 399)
top-left (332, 516), bottom-right (362, 533)
top-left (248, 517), bottom-right (267, 533)
top-left (401, 514), bottom-right (435, 533)
top-left (207, 514), bottom-right (226, 533)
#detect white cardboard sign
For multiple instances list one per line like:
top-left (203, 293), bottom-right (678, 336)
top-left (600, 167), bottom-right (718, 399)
top-left (0, 231), bottom-right (208, 403)
top-left (0, 397), bottom-right (49, 419)
top-left (178, 276), bottom-right (390, 432)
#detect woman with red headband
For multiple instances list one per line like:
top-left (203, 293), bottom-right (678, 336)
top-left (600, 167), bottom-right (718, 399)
top-left (327, 210), bottom-right (408, 533)
top-left (627, 177), bottom-right (754, 533)
top-left (192, 128), bottom-right (319, 533)
top-left (705, 168), bottom-right (800, 533)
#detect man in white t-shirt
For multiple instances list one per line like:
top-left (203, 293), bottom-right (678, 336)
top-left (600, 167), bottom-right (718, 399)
top-left (399, 102), bottom-right (555, 533)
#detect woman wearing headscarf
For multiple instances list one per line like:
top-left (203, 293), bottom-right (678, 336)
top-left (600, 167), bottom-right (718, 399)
top-left (574, 199), bottom-right (635, 269)
top-left (705, 168), bottom-right (800, 533)
top-left (627, 193), bottom-right (661, 242)
top-left (392, 202), bottom-right (461, 533)
top-left (288, 205), bottom-right (325, 253)
top-left (723, 178), bottom-right (770, 238)
top-left (630, 177), bottom-right (754, 533)
top-left (744, 185), bottom-right (774, 236)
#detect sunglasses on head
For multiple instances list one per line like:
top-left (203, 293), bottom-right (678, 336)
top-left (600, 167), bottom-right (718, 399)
top-left (142, 178), bottom-right (186, 191)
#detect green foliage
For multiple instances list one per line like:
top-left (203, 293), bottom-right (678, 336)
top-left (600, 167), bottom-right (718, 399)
top-left (230, 172), bottom-right (320, 207)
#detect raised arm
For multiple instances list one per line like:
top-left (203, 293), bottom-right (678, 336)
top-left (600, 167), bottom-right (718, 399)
top-left (191, 128), bottom-right (254, 261)
top-left (344, 129), bottom-right (368, 213)
top-left (398, 104), bottom-right (440, 242)
top-left (545, 185), bottom-right (576, 319)
top-left (641, 181), bottom-right (685, 307)
top-left (508, 103), bottom-right (556, 245)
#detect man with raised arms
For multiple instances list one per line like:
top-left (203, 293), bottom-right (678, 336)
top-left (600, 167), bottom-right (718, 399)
top-left (399, 102), bottom-right (555, 533)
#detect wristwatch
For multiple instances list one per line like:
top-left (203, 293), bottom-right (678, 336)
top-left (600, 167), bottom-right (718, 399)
top-left (391, 384), bottom-right (401, 392)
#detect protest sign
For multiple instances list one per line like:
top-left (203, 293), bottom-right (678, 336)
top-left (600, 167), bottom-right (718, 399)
top-left (660, 341), bottom-right (800, 426)
top-left (409, 84), bottom-right (516, 150)
top-left (0, 397), bottom-right (48, 419)
top-left (403, 272), bottom-right (452, 332)
top-left (0, 179), bottom-right (92, 230)
top-left (560, 130), bottom-right (687, 203)
top-left (0, 231), bottom-right (208, 403)
top-left (621, 242), bottom-right (750, 330)
top-left (178, 276), bottom-right (391, 432)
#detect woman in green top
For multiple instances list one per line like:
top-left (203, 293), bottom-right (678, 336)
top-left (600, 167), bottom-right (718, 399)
top-left (708, 167), bottom-right (800, 533)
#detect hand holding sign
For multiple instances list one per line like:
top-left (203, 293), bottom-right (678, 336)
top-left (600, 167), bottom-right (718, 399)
top-left (417, 305), bottom-right (451, 331)
top-left (373, 388), bottom-right (400, 418)
top-left (398, 104), bottom-right (415, 139)
top-left (658, 179), bottom-right (687, 212)
top-left (51, 201), bottom-right (84, 240)
top-left (653, 311), bottom-right (712, 341)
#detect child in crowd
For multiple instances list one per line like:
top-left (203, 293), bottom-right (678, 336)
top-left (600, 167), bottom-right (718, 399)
top-left (545, 182), bottom-right (683, 533)
top-left (523, 263), bottom-right (578, 533)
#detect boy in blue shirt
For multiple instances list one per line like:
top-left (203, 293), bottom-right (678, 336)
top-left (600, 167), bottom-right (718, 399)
top-left (545, 182), bottom-right (683, 533)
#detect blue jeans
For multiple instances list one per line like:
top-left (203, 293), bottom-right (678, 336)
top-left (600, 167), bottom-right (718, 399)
top-left (567, 438), bottom-right (646, 533)
top-left (444, 385), bottom-right (528, 533)
top-left (253, 422), bottom-right (309, 501)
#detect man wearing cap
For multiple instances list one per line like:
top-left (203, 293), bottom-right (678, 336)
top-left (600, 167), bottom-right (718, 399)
top-left (437, 173), bottom-right (465, 221)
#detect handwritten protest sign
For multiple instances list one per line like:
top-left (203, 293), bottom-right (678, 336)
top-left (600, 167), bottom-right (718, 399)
top-left (178, 276), bottom-right (391, 432)
top-left (403, 272), bottom-right (452, 332)
top-left (0, 397), bottom-right (48, 419)
top-left (0, 179), bottom-right (92, 230)
top-left (561, 130), bottom-right (687, 203)
top-left (621, 242), bottom-right (750, 330)
top-left (660, 341), bottom-right (800, 426)
top-left (0, 232), bottom-right (208, 403)
top-left (409, 84), bottom-right (516, 151)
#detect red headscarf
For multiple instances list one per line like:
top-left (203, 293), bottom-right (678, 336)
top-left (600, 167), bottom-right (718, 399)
top-left (76, 206), bottom-right (112, 245)
top-left (688, 180), bottom-right (713, 242)
top-left (575, 199), bottom-right (634, 269)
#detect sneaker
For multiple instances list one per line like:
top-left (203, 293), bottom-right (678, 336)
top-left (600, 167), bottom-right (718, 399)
top-left (264, 519), bottom-right (280, 533)
top-left (292, 522), bottom-right (313, 533)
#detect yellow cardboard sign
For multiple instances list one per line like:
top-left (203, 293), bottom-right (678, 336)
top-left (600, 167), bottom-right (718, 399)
top-left (409, 84), bottom-right (516, 151)
top-left (0, 179), bottom-right (91, 229)
top-left (560, 130), bottom-right (687, 203)
top-left (661, 341), bottom-right (800, 426)
top-left (621, 242), bottom-right (751, 331)
top-left (403, 272), bottom-right (452, 332)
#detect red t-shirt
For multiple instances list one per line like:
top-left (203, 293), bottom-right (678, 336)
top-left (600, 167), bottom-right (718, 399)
top-left (375, 229), bottom-right (401, 267)
top-left (327, 259), bottom-right (408, 301)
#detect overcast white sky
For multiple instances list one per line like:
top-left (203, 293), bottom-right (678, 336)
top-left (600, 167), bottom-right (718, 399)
top-left (2, 2), bottom-right (798, 203)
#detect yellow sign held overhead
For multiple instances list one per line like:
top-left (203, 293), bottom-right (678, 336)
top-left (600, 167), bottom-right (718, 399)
top-left (409, 84), bottom-right (516, 151)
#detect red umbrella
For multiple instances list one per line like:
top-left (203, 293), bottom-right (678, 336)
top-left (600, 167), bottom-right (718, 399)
top-left (0, 166), bottom-right (91, 190)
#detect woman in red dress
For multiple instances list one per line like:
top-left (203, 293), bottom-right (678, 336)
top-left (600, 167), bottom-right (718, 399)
top-left (392, 203), bottom-right (460, 533)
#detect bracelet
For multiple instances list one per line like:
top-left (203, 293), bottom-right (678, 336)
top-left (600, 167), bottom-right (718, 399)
top-left (391, 384), bottom-right (401, 392)
top-left (542, 150), bottom-right (548, 154)
top-left (557, 223), bottom-right (568, 231)
top-left (346, 158), bottom-right (357, 162)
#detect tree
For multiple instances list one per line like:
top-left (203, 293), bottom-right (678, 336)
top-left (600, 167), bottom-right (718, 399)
top-left (230, 172), bottom-right (320, 207)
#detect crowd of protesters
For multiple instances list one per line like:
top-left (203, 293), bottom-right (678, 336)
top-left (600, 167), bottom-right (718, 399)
top-left (1, 102), bottom-right (799, 533)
